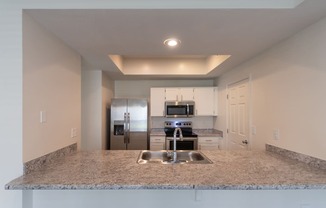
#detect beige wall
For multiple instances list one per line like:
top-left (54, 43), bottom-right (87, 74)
top-left (216, 16), bottom-right (326, 160)
top-left (23, 13), bottom-right (81, 162)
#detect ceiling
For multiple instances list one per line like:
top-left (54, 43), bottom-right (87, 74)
top-left (25, 0), bottom-right (326, 80)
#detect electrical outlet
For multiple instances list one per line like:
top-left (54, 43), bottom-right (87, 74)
top-left (273, 129), bottom-right (280, 140)
top-left (251, 125), bottom-right (257, 135)
top-left (300, 204), bottom-right (311, 208)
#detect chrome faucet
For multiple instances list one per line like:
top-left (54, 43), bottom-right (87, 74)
top-left (172, 127), bottom-right (183, 162)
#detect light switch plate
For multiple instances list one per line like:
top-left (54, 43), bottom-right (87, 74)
top-left (40, 111), bottom-right (47, 123)
top-left (273, 129), bottom-right (280, 140)
top-left (71, 128), bottom-right (77, 138)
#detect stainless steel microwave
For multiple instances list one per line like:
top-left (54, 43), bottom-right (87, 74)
top-left (165, 101), bottom-right (195, 118)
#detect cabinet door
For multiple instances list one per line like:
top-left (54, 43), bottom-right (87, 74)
top-left (179, 88), bottom-right (194, 101)
top-left (165, 88), bottom-right (179, 101)
top-left (194, 88), bottom-right (214, 116)
top-left (213, 87), bottom-right (218, 116)
top-left (150, 88), bottom-right (165, 116)
top-left (150, 143), bottom-right (165, 151)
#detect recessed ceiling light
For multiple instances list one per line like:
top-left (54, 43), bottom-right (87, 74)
top-left (164, 38), bottom-right (180, 47)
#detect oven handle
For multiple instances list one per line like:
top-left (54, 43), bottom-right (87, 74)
top-left (166, 137), bottom-right (198, 141)
top-left (165, 137), bottom-right (198, 150)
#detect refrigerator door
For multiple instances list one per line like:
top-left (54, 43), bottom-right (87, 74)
top-left (127, 99), bottom-right (148, 150)
top-left (128, 99), bottom-right (148, 132)
top-left (110, 99), bottom-right (128, 150)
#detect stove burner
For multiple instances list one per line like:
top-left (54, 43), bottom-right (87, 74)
top-left (164, 121), bottom-right (197, 137)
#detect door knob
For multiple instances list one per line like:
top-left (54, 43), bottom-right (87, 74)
top-left (242, 140), bottom-right (248, 145)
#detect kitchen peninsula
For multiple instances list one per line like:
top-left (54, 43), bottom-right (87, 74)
top-left (6, 145), bottom-right (326, 190)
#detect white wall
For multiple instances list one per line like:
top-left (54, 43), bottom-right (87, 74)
top-left (32, 190), bottom-right (326, 208)
top-left (114, 79), bottom-right (214, 99)
top-left (0, 7), bottom-right (23, 208)
top-left (23, 13), bottom-right (81, 162)
top-left (82, 69), bottom-right (114, 150)
top-left (216, 16), bottom-right (326, 160)
top-left (81, 69), bottom-right (102, 150)
top-left (102, 73), bottom-right (114, 149)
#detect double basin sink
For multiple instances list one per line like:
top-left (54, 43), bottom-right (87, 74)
top-left (137, 150), bottom-right (213, 164)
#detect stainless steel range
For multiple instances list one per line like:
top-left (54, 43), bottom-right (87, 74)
top-left (164, 121), bottom-right (198, 150)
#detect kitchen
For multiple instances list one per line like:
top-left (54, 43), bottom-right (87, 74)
top-left (2, 1), bottom-right (326, 208)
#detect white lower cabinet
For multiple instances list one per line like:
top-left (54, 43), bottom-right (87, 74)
top-left (198, 136), bottom-right (220, 150)
top-left (150, 136), bottom-right (165, 150)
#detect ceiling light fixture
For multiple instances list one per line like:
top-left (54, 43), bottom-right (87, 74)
top-left (164, 38), bottom-right (180, 47)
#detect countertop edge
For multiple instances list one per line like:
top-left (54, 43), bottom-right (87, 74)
top-left (6, 184), bottom-right (326, 191)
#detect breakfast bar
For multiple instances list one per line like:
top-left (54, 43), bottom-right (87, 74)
top-left (6, 149), bottom-right (326, 190)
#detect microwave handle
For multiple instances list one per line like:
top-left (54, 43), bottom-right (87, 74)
top-left (186, 104), bottom-right (189, 117)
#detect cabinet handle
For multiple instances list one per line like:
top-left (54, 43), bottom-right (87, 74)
top-left (176, 95), bottom-right (178, 101)
top-left (242, 140), bottom-right (248, 145)
top-left (181, 95), bottom-right (183, 101)
top-left (206, 140), bottom-right (212, 142)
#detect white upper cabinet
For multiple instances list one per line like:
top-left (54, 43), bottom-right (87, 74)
top-left (194, 87), bottom-right (218, 116)
top-left (150, 88), bottom-right (166, 116)
top-left (165, 88), bottom-right (179, 101)
top-left (165, 88), bottom-right (194, 101)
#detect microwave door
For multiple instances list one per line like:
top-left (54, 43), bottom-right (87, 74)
top-left (166, 105), bottom-right (187, 118)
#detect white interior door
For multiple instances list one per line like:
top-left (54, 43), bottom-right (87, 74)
top-left (227, 79), bottom-right (249, 150)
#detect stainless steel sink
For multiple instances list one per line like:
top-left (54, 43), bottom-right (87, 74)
top-left (137, 150), bottom-right (213, 164)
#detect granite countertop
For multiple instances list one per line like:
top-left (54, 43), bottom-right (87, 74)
top-left (150, 128), bottom-right (165, 136)
top-left (150, 128), bottom-right (223, 137)
top-left (6, 150), bottom-right (326, 190)
top-left (193, 129), bottom-right (223, 137)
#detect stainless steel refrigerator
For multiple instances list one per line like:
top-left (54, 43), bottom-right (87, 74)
top-left (110, 99), bottom-right (148, 150)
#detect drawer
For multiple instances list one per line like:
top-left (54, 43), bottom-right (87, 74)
top-left (150, 136), bottom-right (165, 143)
top-left (198, 137), bottom-right (219, 143)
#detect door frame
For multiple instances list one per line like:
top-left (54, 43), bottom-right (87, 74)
top-left (225, 75), bottom-right (253, 150)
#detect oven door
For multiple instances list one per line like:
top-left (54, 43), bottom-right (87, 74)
top-left (166, 137), bottom-right (198, 150)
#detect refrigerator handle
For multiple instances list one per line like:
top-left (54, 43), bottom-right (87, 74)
top-left (127, 113), bottom-right (131, 143)
top-left (124, 112), bottom-right (128, 144)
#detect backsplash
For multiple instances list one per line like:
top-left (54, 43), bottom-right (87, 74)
top-left (266, 144), bottom-right (326, 170)
top-left (24, 143), bottom-right (77, 174)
